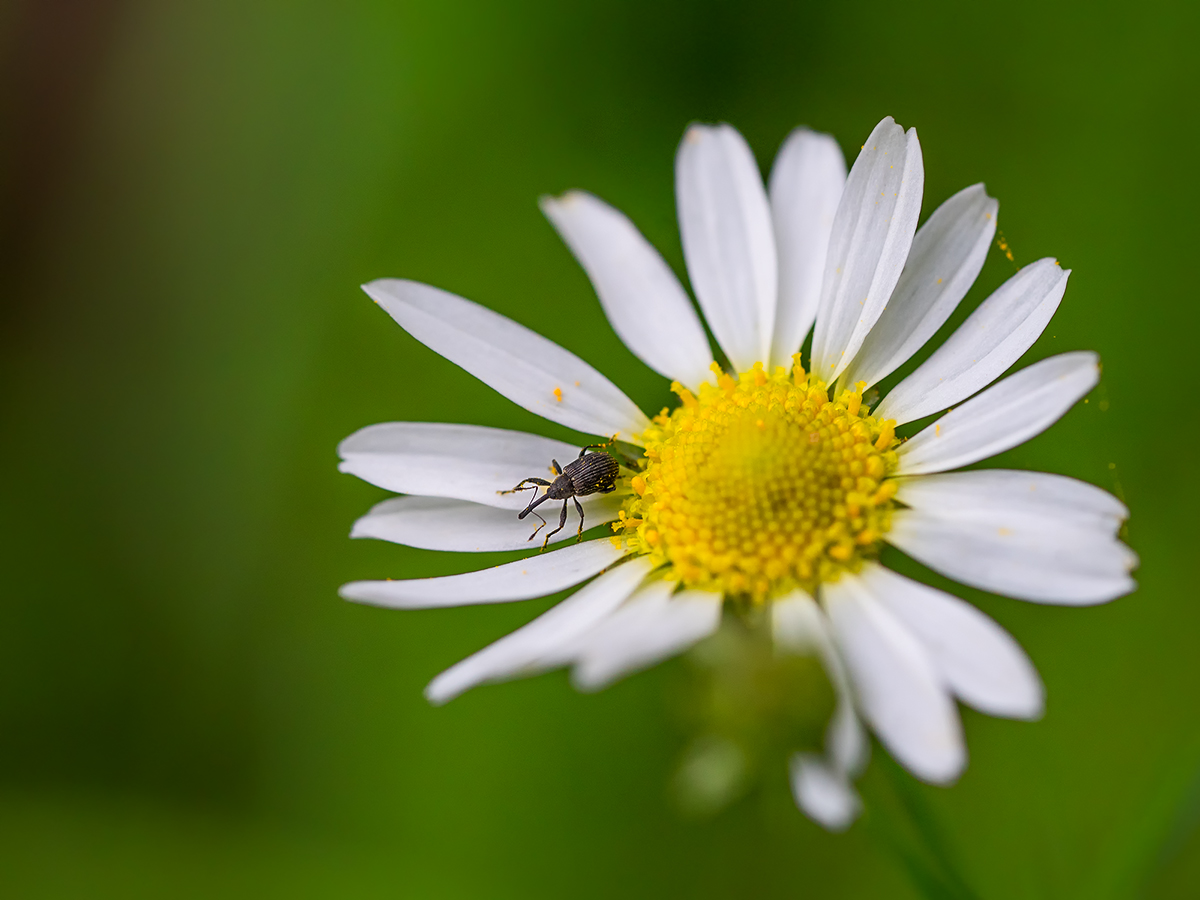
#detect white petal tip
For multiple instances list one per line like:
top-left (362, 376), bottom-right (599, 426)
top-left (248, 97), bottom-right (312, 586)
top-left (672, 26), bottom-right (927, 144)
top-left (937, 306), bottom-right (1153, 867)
top-left (423, 678), bottom-right (459, 706)
top-left (569, 666), bottom-right (609, 693)
top-left (539, 192), bottom-right (578, 212)
top-left (790, 757), bottom-right (861, 831)
top-left (1111, 576), bottom-right (1140, 600)
top-left (911, 749), bottom-right (967, 785)
top-left (1014, 696), bottom-right (1046, 721)
top-left (338, 582), bottom-right (367, 602)
top-left (424, 690), bottom-right (451, 707)
top-left (974, 684), bottom-right (1046, 721)
top-left (1065, 573), bottom-right (1138, 605)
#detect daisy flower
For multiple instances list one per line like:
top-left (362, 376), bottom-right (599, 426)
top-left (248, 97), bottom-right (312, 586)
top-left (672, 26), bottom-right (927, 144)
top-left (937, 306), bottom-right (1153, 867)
top-left (339, 116), bottom-right (1136, 830)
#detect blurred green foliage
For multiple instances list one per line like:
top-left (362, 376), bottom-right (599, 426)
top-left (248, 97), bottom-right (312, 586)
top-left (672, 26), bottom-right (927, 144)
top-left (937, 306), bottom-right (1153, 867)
top-left (2, 0), bottom-right (1200, 896)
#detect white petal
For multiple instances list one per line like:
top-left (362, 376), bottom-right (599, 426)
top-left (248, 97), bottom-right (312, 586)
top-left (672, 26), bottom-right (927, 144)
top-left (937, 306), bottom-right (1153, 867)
top-left (772, 591), bottom-right (867, 775)
top-left (767, 128), bottom-right (846, 371)
top-left (789, 754), bottom-right (861, 831)
top-left (841, 184), bottom-right (998, 390)
top-left (572, 584), bottom-right (723, 691)
top-left (772, 589), bottom-right (833, 654)
top-left (876, 258), bottom-right (1069, 425)
top-left (338, 422), bottom-right (611, 510)
top-left (363, 279), bottom-right (650, 442)
top-left (425, 556), bottom-right (655, 704)
top-left (351, 496), bottom-right (623, 552)
top-left (823, 573), bottom-right (965, 784)
top-left (886, 506), bottom-right (1137, 605)
top-left (339, 539), bottom-right (628, 609)
top-left (896, 352), bottom-right (1100, 475)
top-left (541, 191), bottom-right (714, 390)
top-left (676, 123), bottom-right (777, 371)
top-left (856, 563), bottom-right (1043, 719)
top-left (895, 469), bottom-right (1127, 536)
top-left (810, 117), bottom-right (924, 383)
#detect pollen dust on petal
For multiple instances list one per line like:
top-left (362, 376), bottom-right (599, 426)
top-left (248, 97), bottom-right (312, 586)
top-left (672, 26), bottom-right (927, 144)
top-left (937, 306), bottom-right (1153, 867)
top-left (553, 386), bottom-right (563, 402)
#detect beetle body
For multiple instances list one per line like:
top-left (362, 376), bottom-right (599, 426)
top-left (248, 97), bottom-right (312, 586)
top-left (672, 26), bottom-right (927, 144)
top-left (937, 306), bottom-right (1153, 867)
top-left (502, 444), bottom-right (621, 549)
top-left (553, 451), bottom-right (620, 499)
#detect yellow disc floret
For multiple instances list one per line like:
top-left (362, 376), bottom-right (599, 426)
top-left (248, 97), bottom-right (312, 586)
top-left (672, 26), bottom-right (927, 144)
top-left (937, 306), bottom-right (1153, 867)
top-left (615, 356), bottom-right (900, 603)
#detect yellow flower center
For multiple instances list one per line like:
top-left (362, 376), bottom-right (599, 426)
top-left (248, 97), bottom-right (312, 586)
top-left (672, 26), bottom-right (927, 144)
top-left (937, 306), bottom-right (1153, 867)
top-left (615, 357), bottom-right (900, 602)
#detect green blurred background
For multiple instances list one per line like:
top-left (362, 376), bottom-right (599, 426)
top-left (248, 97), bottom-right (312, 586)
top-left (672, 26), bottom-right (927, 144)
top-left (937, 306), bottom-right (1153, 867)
top-left (2, 0), bottom-right (1198, 896)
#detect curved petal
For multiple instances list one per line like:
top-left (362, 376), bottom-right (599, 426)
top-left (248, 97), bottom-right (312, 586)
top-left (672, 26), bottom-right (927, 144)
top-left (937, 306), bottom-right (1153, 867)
top-left (896, 352), bottom-right (1100, 475)
top-left (676, 123), bottom-right (777, 371)
top-left (822, 573), bottom-right (965, 784)
top-left (886, 506), bottom-right (1137, 605)
top-left (350, 495), bottom-right (623, 552)
top-left (876, 258), bottom-right (1069, 425)
top-left (541, 191), bottom-right (714, 389)
top-left (363, 279), bottom-right (650, 442)
top-left (841, 184), bottom-right (998, 390)
top-left (790, 754), bottom-right (861, 831)
top-left (338, 422), bottom-right (604, 510)
top-left (572, 584), bottom-right (723, 691)
top-left (339, 539), bottom-right (628, 609)
top-left (810, 117), bottom-right (924, 383)
top-left (895, 470), bottom-right (1127, 535)
top-left (767, 128), bottom-right (846, 371)
top-left (772, 590), bottom-right (867, 775)
top-left (425, 556), bottom-right (655, 704)
top-left (857, 563), bottom-right (1043, 719)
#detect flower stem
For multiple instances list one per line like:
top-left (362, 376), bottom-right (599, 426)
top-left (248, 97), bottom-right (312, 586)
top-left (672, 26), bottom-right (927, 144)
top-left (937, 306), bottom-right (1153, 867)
top-left (863, 753), bottom-right (979, 900)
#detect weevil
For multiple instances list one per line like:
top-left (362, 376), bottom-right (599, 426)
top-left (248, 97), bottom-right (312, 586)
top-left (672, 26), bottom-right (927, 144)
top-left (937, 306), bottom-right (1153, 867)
top-left (501, 442), bottom-right (622, 549)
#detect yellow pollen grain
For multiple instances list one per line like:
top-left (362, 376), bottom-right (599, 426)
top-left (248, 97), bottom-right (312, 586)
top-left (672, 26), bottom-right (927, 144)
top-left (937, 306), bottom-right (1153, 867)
top-left (553, 386), bottom-right (563, 402)
top-left (618, 361), bottom-right (901, 603)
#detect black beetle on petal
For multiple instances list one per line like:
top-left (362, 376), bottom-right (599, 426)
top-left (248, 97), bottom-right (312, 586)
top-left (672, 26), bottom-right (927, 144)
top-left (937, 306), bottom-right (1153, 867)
top-left (502, 443), bottom-right (622, 549)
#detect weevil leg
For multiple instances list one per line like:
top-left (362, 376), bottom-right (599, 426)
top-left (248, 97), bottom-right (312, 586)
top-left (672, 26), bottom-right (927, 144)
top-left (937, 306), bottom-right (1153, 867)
top-left (573, 496), bottom-right (586, 541)
top-left (551, 459), bottom-right (563, 476)
top-left (579, 434), bottom-right (619, 457)
top-left (500, 477), bottom-right (551, 495)
top-left (526, 509), bottom-right (547, 541)
top-left (541, 499), bottom-right (569, 551)
top-left (522, 493), bottom-right (552, 540)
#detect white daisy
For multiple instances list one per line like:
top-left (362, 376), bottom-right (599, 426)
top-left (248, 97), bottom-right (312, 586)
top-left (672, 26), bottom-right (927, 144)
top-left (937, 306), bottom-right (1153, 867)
top-left (339, 116), bottom-right (1136, 831)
